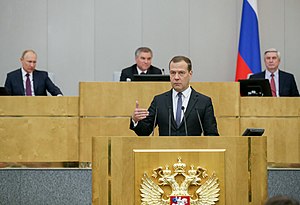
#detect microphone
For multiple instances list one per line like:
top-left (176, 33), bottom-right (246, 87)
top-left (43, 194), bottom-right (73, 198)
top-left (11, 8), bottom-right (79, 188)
top-left (168, 106), bottom-right (172, 136)
top-left (162, 68), bottom-right (165, 75)
top-left (195, 108), bottom-right (204, 136)
top-left (181, 106), bottom-right (188, 136)
top-left (151, 107), bottom-right (158, 136)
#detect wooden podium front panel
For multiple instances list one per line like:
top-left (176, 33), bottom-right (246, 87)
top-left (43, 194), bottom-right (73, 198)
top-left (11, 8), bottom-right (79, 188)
top-left (0, 96), bottom-right (79, 116)
top-left (250, 136), bottom-right (268, 205)
top-left (79, 117), bottom-right (135, 161)
top-left (92, 136), bottom-right (267, 205)
top-left (133, 149), bottom-right (225, 205)
top-left (0, 117), bottom-right (78, 162)
top-left (241, 118), bottom-right (300, 163)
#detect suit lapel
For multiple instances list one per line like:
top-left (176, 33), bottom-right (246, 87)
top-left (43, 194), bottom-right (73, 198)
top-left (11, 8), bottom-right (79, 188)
top-left (165, 89), bottom-right (177, 127)
top-left (132, 65), bottom-right (138, 75)
top-left (32, 71), bottom-right (39, 94)
top-left (184, 88), bottom-right (198, 118)
top-left (164, 90), bottom-right (177, 128)
top-left (17, 69), bottom-right (25, 95)
top-left (278, 70), bottom-right (284, 95)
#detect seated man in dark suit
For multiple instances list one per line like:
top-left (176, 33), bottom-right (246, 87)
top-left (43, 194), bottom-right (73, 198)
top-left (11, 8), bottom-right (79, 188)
top-left (130, 56), bottom-right (219, 136)
top-left (119, 47), bottom-right (162, 81)
top-left (5, 50), bottom-right (63, 96)
top-left (249, 48), bottom-right (299, 97)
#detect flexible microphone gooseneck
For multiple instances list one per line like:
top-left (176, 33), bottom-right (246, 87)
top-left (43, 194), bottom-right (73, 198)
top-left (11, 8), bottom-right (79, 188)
top-left (181, 106), bottom-right (188, 136)
top-left (195, 108), bottom-right (204, 136)
top-left (151, 107), bottom-right (158, 136)
top-left (168, 106), bottom-right (171, 136)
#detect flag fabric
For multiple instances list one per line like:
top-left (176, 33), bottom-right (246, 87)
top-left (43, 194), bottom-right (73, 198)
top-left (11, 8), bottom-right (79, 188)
top-left (235, 0), bottom-right (261, 81)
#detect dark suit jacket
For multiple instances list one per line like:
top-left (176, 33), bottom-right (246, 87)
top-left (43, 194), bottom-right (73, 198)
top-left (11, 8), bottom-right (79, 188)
top-left (249, 70), bottom-right (299, 97)
top-left (5, 68), bottom-right (63, 96)
top-left (130, 88), bottom-right (219, 136)
top-left (120, 64), bottom-right (162, 81)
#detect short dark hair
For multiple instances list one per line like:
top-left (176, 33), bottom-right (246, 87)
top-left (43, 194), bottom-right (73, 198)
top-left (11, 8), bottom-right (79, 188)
top-left (135, 47), bottom-right (153, 57)
top-left (169, 56), bottom-right (192, 71)
top-left (265, 195), bottom-right (299, 205)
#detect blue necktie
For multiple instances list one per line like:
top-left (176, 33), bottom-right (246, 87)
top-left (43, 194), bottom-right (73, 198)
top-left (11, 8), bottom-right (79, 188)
top-left (176, 92), bottom-right (182, 127)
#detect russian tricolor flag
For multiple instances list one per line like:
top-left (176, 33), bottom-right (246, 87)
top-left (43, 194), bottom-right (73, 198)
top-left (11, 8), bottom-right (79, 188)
top-left (235, 0), bottom-right (261, 81)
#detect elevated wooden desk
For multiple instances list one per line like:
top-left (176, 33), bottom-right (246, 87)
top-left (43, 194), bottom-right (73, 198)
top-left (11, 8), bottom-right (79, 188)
top-left (0, 96), bottom-right (79, 163)
top-left (240, 97), bottom-right (300, 164)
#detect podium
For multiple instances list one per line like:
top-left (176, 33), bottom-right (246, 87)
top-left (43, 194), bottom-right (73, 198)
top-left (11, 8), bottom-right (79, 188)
top-left (92, 136), bottom-right (267, 205)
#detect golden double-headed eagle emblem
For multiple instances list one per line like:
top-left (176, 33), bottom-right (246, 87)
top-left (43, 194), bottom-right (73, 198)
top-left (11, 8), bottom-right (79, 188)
top-left (140, 157), bottom-right (220, 205)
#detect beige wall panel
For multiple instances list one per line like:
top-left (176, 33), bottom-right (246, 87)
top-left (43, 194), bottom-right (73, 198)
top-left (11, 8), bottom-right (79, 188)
top-left (0, 96), bottom-right (79, 116)
top-left (0, 117), bottom-right (78, 162)
top-left (134, 150), bottom-right (226, 205)
top-left (240, 118), bottom-right (300, 163)
top-left (240, 97), bottom-right (300, 117)
top-left (92, 136), bottom-right (267, 205)
top-left (79, 82), bottom-right (239, 117)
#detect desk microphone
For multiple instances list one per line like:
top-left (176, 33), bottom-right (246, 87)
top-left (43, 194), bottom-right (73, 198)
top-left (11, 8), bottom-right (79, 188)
top-left (195, 108), bottom-right (204, 136)
top-left (162, 68), bottom-right (165, 75)
top-left (181, 106), bottom-right (188, 136)
top-left (151, 107), bottom-right (158, 136)
top-left (168, 106), bottom-right (171, 136)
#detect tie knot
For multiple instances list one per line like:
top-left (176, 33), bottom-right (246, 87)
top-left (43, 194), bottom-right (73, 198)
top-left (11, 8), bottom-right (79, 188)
top-left (177, 92), bottom-right (182, 97)
top-left (26, 73), bottom-right (30, 77)
top-left (271, 73), bottom-right (274, 77)
top-left (141, 72), bottom-right (146, 75)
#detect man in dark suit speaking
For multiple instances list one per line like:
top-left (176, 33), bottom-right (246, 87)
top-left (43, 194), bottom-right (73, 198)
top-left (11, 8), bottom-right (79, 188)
top-left (130, 56), bottom-right (219, 136)
top-left (250, 48), bottom-right (299, 97)
top-left (119, 47), bottom-right (162, 81)
top-left (5, 50), bottom-right (63, 96)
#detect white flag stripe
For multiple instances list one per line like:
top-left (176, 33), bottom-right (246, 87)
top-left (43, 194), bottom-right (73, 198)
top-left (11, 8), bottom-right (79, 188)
top-left (247, 0), bottom-right (258, 16)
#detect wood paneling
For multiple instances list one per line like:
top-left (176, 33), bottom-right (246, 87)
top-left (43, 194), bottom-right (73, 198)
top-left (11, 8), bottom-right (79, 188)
top-left (0, 96), bottom-right (78, 116)
top-left (92, 136), bottom-right (267, 205)
top-left (240, 97), bottom-right (300, 117)
top-left (0, 97), bottom-right (79, 162)
top-left (79, 82), bottom-right (240, 117)
top-left (240, 97), bottom-right (300, 164)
